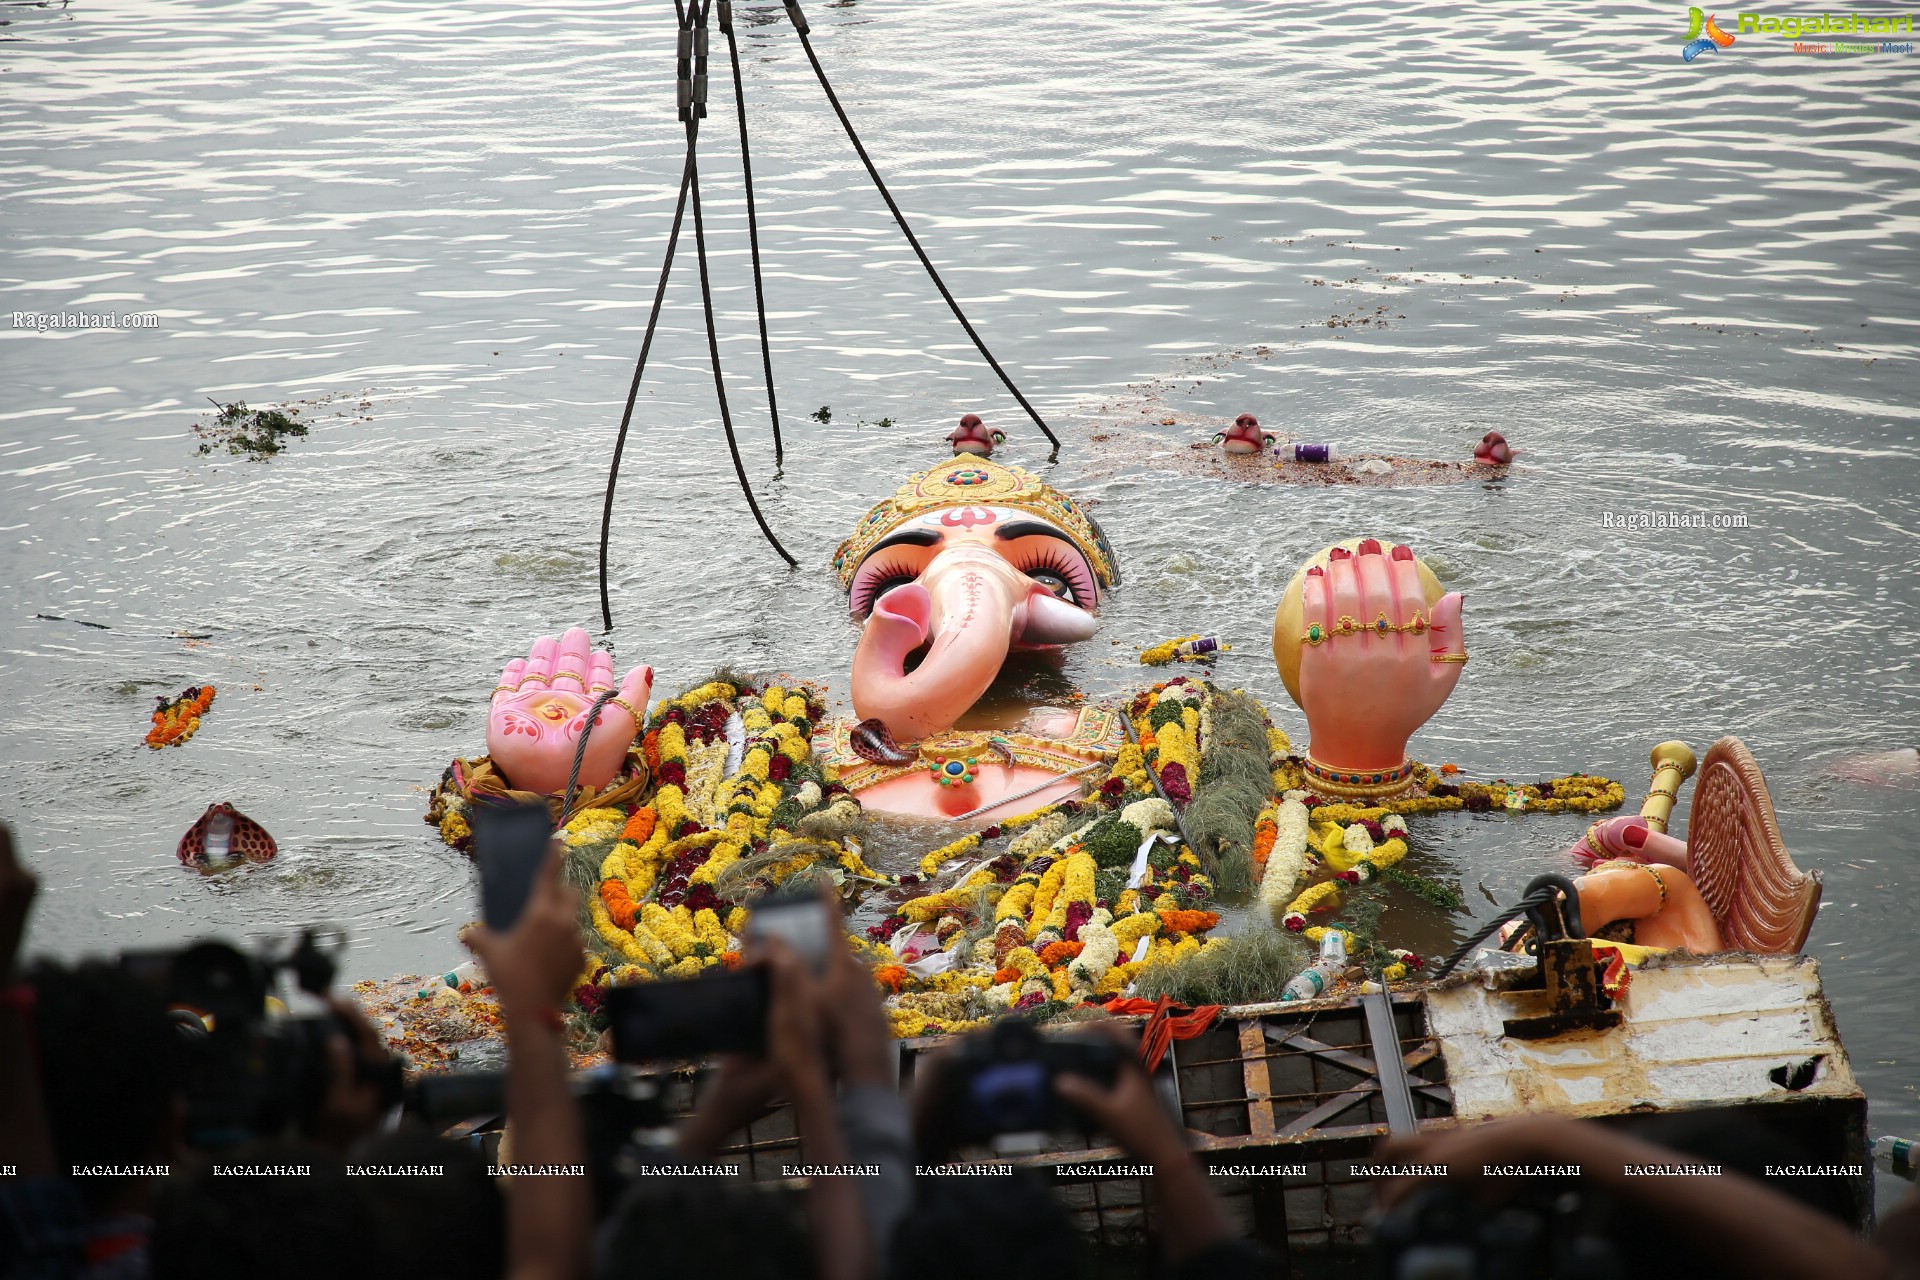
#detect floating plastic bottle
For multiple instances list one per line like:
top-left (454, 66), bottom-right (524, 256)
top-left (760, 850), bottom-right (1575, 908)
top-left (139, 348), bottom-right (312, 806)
top-left (1293, 443), bottom-right (1333, 464)
top-left (1281, 930), bottom-right (1348, 1002)
top-left (1875, 1135), bottom-right (1916, 1181)
top-left (420, 959), bottom-right (487, 997)
top-left (201, 810), bottom-right (234, 863)
top-left (1176, 636), bottom-right (1224, 658)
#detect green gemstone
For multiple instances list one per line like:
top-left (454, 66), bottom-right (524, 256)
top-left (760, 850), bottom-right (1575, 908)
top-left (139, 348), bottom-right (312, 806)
top-left (1308, 624), bottom-right (1323, 643)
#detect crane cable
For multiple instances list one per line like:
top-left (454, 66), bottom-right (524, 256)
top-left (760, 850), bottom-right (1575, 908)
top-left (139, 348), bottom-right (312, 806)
top-left (598, 0), bottom-right (793, 631)
top-left (781, 0), bottom-right (1061, 456)
top-left (720, 0), bottom-right (785, 469)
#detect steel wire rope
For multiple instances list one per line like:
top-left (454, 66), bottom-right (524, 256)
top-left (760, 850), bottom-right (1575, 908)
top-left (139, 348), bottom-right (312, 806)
top-left (719, 0), bottom-right (784, 467)
top-left (780, 0), bottom-right (1062, 456)
top-left (689, 138), bottom-right (798, 567)
top-left (599, 0), bottom-right (795, 631)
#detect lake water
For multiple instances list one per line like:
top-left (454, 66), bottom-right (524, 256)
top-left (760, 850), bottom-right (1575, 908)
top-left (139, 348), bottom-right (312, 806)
top-left (3, 0), bottom-right (1916, 1196)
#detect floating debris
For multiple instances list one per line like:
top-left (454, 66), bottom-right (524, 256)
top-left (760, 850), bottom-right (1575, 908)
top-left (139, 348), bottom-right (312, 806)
top-left (191, 400), bottom-right (309, 460)
top-left (146, 684), bottom-right (213, 747)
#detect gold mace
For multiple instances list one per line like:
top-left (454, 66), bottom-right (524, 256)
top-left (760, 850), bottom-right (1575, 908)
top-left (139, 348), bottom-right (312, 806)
top-left (1640, 740), bottom-right (1698, 834)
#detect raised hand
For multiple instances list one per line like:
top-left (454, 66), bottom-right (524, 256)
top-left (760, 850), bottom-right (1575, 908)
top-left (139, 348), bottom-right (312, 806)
top-left (486, 626), bottom-right (652, 797)
top-left (1290, 539), bottom-right (1466, 776)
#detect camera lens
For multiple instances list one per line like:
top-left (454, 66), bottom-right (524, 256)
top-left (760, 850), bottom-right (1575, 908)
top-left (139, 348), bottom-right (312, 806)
top-left (969, 1061), bottom-right (1050, 1133)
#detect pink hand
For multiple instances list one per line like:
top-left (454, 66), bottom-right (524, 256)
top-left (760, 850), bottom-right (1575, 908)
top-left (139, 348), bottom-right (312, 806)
top-left (486, 626), bottom-right (652, 796)
top-left (1296, 540), bottom-right (1466, 771)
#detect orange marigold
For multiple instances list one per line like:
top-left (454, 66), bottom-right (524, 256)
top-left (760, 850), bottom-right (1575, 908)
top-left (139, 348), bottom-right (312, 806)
top-left (1039, 940), bottom-right (1085, 967)
top-left (621, 808), bottom-right (657, 844)
top-left (599, 880), bottom-right (638, 930)
top-left (873, 965), bottom-right (910, 993)
top-left (720, 951), bottom-right (743, 970)
top-left (1250, 818), bottom-right (1278, 877)
top-left (642, 729), bottom-right (662, 772)
top-left (1158, 909), bottom-right (1221, 937)
top-left (991, 966), bottom-right (1021, 986)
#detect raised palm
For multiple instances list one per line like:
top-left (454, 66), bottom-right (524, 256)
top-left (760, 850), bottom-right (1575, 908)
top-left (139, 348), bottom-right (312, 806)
top-left (1295, 539), bottom-right (1466, 772)
top-left (486, 627), bottom-right (653, 797)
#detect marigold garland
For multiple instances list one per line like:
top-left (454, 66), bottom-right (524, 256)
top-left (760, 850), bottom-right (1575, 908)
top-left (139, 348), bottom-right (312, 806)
top-left (430, 663), bottom-right (1627, 1045)
top-left (146, 685), bottom-right (215, 748)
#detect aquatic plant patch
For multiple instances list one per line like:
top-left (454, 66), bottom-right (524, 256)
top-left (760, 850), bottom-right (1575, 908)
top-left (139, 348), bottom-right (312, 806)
top-left (192, 400), bottom-right (309, 460)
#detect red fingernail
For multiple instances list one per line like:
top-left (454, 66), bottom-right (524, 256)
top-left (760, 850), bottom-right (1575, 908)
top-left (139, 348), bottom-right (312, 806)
top-left (1391, 545), bottom-right (1414, 562)
top-left (1356, 538), bottom-right (1382, 555)
top-left (1306, 565), bottom-right (1325, 577)
top-left (1328, 547), bottom-right (1352, 561)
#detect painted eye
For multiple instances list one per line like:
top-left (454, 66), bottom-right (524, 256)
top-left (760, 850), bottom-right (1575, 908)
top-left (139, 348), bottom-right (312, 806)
top-left (859, 575), bottom-right (914, 612)
top-left (1025, 568), bottom-right (1075, 603)
top-left (849, 556), bottom-right (923, 618)
top-left (1011, 543), bottom-right (1095, 609)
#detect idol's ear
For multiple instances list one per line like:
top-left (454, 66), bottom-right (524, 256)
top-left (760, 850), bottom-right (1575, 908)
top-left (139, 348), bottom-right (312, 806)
top-left (1211, 432), bottom-right (1226, 444)
top-left (991, 430), bottom-right (1006, 444)
top-left (1263, 433), bottom-right (1276, 446)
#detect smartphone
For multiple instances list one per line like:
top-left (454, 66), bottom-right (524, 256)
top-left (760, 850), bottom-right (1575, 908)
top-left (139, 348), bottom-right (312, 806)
top-left (471, 800), bottom-right (556, 932)
top-left (744, 891), bottom-right (833, 975)
top-left (605, 967), bottom-right (771, 1062)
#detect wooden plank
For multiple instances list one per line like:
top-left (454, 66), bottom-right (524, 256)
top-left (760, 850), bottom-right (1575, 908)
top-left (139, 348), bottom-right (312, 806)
top-left (1269, 1032), bottom-right (1451, 1106)
top-left (1239, 1018), bottom-right (1278, 1140)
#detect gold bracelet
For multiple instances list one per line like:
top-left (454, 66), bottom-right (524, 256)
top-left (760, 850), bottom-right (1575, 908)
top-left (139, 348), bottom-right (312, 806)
top-left (1301, 611), bottom-right (1431, 647)
top-left (1430, 653), bottom-right (1469, 663)
top-left (1640, 862), bottom-right (1667, 908)
top-left (1594, 858), bottom-right (1667, 909)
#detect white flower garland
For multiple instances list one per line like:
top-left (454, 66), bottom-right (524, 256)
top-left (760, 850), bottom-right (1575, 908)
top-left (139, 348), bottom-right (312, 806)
top-left (1257, 798), bottom-right (1312, 923)
top-left (1121, 796), bottom-right (1176, 835)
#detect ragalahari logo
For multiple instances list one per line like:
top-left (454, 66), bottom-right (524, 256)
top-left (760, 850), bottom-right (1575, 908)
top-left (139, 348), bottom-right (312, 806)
top-left (1682, 7), bottom-right (1739, 59)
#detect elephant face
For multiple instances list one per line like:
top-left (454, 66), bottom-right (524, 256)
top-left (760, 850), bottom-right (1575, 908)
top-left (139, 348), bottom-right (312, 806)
top-left (836, 459), bottom-right (1117, 743)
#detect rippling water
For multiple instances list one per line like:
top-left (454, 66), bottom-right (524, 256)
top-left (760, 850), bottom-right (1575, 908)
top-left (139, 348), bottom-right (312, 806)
top-left (4, 0), bottom-right (1916, 1183)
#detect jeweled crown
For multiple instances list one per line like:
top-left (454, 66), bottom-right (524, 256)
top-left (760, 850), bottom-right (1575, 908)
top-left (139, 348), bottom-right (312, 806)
top-left (832, 456), bottom-right (1119, 589)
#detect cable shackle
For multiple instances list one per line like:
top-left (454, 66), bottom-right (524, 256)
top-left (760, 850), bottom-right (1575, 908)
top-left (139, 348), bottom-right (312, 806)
top-left (676, 7), bottom-right (709, 121)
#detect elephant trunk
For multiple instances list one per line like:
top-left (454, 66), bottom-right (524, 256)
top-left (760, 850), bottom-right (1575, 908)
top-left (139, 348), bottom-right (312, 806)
top-left (851, 546), bottom-right (1029, 742)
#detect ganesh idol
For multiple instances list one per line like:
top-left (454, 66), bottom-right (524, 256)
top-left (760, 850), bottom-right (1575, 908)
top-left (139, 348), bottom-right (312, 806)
top-left (817, 456), bottom-right (1129, 821)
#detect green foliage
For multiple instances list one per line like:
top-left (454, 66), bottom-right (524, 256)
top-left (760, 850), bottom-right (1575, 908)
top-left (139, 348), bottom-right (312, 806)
top-left (1378, 863), bottom-right (1464, 911)
top-left (1081, 818), bottom-right (1144, 870)
top-left (192, 400), bottom-right (309, 460)
top-left (1183, 689), bottom-right (1273, 900)
top-left (1131, 926), bottom-right (1309, 1007)
top-left (811, 406), bottom-right (833, 423)
top-left (1148, 698), bottom-right (1185, 733)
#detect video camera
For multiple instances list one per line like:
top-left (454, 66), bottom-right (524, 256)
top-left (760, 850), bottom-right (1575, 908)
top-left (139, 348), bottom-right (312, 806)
top-left (1371, 1182), bottom-right (1625, 1280)
top-left (933, 1016), bottom-right (1124, 1146)
top-left (120, 926), bottom-right (403, 1148)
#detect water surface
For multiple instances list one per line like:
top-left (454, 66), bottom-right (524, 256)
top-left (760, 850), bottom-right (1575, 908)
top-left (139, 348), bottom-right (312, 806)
top-left (3, 0), bottom-right (1916, 1190)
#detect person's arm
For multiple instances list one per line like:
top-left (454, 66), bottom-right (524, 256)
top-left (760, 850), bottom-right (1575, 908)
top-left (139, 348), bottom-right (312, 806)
top-left (1053, 1034), bottom-right (1242, 1267)
top-left (463, 841), bottom-right (592, 1280)
top-left (675, 1055), bottom-right (780, 1162)
top-left (1376, 1116), bottom-right (1888, 1280)
top-left (0, 825), bottom-right (53, 1177)
top-left (818, 901), bottom-right (913, 1279)
top-left (759, 940), bottom-right (871, 1280)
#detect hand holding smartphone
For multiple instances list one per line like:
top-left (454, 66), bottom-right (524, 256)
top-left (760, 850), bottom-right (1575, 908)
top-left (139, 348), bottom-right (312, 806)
top-left (471, 799), bottom-right (558, 933)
